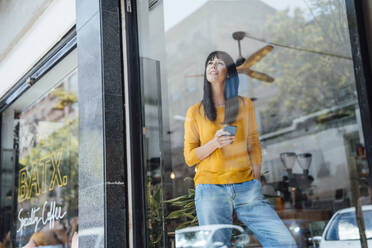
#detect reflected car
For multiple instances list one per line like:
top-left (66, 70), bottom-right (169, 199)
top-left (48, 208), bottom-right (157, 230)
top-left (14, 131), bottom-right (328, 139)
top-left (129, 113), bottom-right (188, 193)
top-left (175, 224), bottom-right (249, 248)
top-left (319, 205), bottom-right (372, 248)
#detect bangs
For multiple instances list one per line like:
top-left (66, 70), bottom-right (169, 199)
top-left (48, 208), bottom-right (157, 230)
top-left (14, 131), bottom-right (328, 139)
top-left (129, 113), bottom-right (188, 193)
top-left (205, 51), bottom-right (236, 74)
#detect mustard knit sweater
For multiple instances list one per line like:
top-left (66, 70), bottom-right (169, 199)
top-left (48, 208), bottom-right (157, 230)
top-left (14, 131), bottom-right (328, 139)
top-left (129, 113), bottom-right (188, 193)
top-left (184, 97), bottom-right (262, 186)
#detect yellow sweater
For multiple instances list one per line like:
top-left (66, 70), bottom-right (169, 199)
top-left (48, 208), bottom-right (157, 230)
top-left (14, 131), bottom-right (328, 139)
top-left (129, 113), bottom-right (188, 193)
top-left (184, 97), bottom-right (262, 186)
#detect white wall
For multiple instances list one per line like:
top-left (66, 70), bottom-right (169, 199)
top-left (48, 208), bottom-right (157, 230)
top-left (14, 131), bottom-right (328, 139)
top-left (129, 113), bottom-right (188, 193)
top-left (0, 0), bottom-right (76, 100)
top-left (0, 0), bottom-right (52, 60)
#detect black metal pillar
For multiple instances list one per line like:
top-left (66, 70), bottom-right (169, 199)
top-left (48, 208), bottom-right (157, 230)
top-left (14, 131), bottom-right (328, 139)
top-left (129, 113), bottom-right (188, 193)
top-left (76, 0), bottom-right (127, 247)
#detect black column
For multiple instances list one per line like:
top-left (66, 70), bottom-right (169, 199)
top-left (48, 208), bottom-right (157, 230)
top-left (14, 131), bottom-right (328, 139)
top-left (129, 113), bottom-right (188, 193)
top-left (123, 0), bottom-right (148, 247)
top-left (346, 0), bottom-right (372, 185)
top-left (76, 0), bottom-right (127, 247)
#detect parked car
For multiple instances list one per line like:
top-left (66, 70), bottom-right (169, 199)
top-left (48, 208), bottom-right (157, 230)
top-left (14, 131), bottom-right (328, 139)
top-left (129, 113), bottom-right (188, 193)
top-left (175, 224), bottom-right (249, 248)
top-left (319, 205), bottom-right (372, 248)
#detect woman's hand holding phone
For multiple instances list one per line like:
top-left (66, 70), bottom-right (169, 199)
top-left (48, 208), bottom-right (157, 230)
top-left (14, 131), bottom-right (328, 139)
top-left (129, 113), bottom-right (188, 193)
top-left (195, 128), bottom-right (234, 161)
top-left (214, 129), bottom-right (235, 148)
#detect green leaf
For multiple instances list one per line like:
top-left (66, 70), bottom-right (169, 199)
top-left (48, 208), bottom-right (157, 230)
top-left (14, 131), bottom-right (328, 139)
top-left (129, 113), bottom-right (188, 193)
top-left (183, 212), bottom-right (195, 220)
top-left (176, 221), bottom-right (195, 230)
top-left (184, 177), bottom-right (193, 183)
top-left (170, 199), bottom-right (193, 207)
top-left (164, 195), bottom-right (190, 203)
top-left (188, 188), bottom-right (195, 195)
top-left (167, 210), bottom-right (187, 219)
top-left (184, 201), bottom-right (195, 208)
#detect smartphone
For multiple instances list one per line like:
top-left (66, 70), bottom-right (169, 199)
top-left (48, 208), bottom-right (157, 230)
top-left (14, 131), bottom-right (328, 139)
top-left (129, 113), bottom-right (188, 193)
top-left (223, 125), bottom-right (237, 136)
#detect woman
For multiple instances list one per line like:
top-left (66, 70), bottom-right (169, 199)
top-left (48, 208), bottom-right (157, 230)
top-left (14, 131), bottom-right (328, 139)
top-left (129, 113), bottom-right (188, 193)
top-left (184, 51), bottom-right (296, 247)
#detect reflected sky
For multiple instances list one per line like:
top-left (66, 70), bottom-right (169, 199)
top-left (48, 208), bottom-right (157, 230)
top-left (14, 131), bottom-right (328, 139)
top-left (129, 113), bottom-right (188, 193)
top-left (164, 0), bottom-right (310, 31)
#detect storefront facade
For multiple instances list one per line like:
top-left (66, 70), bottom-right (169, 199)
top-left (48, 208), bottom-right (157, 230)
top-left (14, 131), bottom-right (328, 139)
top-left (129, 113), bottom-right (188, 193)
top-left (0, 0), bottom-right (371, 247)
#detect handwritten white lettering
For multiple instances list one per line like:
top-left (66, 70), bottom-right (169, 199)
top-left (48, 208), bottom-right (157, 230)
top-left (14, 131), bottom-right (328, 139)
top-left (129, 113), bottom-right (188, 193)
top-left (17, 201), bottom-right (67, 234)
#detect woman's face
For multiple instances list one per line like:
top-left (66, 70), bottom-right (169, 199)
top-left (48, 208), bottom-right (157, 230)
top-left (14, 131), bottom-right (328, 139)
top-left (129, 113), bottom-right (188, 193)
top-left (206, 57), bottom-right (228, 85)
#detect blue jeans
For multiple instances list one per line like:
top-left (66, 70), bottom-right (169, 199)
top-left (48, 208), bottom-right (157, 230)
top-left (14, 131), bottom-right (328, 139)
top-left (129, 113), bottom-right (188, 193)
top-left (195, 179), bottom-right (297, 248)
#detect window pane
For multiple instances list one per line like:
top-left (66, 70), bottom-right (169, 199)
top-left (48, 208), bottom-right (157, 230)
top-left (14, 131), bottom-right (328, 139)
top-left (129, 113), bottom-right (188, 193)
top-left (1, 55), bottom-right (78, 247)
top-left (136, 1), bottom-right (371, 247)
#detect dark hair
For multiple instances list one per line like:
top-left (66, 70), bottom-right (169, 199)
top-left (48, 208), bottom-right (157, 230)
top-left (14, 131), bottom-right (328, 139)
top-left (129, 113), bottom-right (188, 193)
top-left (201, 51), bottom-right (240, 124)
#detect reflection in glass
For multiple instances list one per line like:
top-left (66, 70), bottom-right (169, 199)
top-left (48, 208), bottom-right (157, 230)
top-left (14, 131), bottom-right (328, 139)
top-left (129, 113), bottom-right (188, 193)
top-left (297, 153), bottom-right (312, 175)
top-left (3, 71), bottom-right (79, 248)
top-left (280, 152), bottom-right (297, 170)
top-left (325, 209), bottom-right (372, 241)
top-left (137, 0), bottom-right (372, 247)
top-left (175, 225), bottom-right (249, 248)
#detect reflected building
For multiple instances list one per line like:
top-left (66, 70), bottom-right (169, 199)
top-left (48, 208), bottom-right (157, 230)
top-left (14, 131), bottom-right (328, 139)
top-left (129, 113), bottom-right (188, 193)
top-left (158, 0), bottom-right (368, 212)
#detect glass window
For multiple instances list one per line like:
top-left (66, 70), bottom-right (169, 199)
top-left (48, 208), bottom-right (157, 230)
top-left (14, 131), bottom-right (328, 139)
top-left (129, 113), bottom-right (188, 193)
top-left (0, 50), bottom-right (78, 247)
top-left (135, 0), bottom-right (371, 247)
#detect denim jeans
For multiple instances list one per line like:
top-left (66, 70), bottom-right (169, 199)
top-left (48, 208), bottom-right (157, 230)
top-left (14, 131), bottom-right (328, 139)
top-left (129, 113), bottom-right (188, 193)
top-left (195, 179), bottom-right (297, 248)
